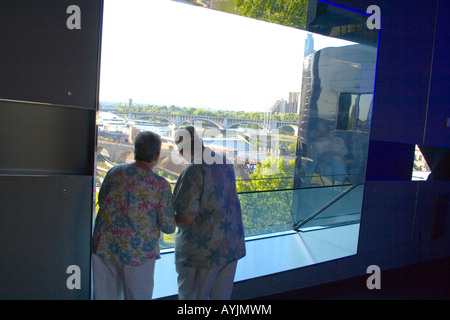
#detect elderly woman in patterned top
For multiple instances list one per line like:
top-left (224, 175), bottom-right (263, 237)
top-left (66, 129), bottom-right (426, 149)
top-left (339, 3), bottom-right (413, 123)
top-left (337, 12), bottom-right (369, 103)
top-left (92, 131), bottom-right (176, 300)
top-left (173, 126), bottom-right (246, 300)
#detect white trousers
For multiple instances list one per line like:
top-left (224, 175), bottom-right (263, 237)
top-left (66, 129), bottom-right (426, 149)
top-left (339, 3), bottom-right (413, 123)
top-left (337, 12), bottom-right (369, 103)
top-left (92, 253), bottom-right (155, 300)
top-left (176, 261), bottom-right (238, 300)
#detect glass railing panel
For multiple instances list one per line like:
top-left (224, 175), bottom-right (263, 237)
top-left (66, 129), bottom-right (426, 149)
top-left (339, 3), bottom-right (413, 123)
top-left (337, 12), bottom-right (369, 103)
top-left (160, 187), bottom-right (295, 250)
top-left (292, 184), bottom-right (364, 231)
top-left (238, 189), bottom-right (294, 237)
top-left (158, 182), bottom-right (364, 249)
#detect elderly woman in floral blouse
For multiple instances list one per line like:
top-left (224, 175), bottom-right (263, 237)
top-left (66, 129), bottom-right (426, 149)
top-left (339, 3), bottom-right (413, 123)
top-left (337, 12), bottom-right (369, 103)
top-left (173, 126), bottom-right (246, 300)
top-left (92, 131), bottom-right (176, 300)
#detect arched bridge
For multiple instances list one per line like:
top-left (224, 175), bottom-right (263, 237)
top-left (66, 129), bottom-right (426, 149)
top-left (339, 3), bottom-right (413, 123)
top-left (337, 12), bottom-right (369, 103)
top-left (113, 111), bottom-right (298, 134)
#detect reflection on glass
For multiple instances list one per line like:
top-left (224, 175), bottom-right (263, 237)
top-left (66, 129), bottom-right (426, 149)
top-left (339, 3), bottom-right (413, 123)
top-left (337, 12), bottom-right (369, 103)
top-left (178, 0), bottom-right (308, 30)
top-left (97, 0), bottom-right (378, 248)
top-left (411, 145), bottom-right (431, 181)
top-left (292, 43), bottom-right (377, 230)
top-left (292, 184), bottom-right (364, 231)
top-left (337, 93), bottom-right (373, 132)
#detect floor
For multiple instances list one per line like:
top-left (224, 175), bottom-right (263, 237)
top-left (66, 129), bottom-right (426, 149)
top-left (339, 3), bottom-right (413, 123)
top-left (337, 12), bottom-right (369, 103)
top-left (153, 224), bottom-right (360, 299)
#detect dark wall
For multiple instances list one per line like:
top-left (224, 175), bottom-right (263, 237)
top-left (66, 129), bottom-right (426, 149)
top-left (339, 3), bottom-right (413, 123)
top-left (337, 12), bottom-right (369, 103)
top-left (0, 0), bottom-right (102, 299)
top-left (234, 0), bottom-right (450, 299)
top-left (0, 0), bottom-right (102, 108)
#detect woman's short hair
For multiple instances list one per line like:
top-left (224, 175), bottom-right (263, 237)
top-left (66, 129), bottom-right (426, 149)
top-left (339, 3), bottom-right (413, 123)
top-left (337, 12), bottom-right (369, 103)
top-left (134, 131), bottom-right (162, 162)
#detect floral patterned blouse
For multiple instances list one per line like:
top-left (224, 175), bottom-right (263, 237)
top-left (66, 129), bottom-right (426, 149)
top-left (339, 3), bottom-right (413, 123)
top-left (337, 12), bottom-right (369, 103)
top-left (173, 149), bottom-right (246, 269)
top-left (92, 163), bottom-right (176, 266)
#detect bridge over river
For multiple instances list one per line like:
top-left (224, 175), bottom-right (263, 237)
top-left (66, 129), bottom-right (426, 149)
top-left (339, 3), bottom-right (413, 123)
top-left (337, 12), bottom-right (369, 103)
top-left (113, 111), bottom-right (298, 134)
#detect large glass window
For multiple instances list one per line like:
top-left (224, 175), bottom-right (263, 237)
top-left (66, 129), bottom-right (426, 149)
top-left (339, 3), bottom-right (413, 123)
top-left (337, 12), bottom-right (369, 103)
top-left (96, 0), bottom-right (379, 279)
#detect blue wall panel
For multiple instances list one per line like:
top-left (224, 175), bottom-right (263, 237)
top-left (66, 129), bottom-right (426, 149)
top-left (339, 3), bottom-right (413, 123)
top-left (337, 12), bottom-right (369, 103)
top-left (424, 0), bottom-right (450, 148)
top-left (358, 181), bottom-right (418, 254)
top-left (368, 0), bottom-right (436, 144)
top-left (365, 141), bottom-right (415, 181)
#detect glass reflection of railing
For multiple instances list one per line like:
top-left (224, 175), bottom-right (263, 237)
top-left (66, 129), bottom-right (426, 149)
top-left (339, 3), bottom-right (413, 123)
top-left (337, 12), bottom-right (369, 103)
top-left (292, 183), bottom-right (364, 232)
top-left (238, 189), bottom-right (294, 237)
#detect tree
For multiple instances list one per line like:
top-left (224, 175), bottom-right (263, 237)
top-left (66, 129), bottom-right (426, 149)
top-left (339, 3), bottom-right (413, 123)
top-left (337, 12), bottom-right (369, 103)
top-left (237, 156), bottom-right (295, 236)
top-left (235, 0), bottom-right (308, 30)
top-left (281, 113), bottom-right (299, 122)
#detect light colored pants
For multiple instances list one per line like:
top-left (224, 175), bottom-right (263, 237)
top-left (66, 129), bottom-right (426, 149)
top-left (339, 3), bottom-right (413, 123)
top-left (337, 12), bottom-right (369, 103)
top-left (92, 253), bottom-right (155, 300)
top-left (176, 261), bottom-right (238, 300)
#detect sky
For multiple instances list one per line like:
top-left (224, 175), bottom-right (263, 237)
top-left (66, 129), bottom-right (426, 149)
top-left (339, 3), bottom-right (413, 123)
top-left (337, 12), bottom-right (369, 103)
top-left (99, 0), bottom-right (354, 112)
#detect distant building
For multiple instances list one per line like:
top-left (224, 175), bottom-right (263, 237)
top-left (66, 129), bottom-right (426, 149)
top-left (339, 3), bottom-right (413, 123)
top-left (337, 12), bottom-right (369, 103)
top-left (269, 92), bottom-right (300, 114)
top-left (269, 99), bottom-right (283, 114)
top-left (287, 92), bottom-right (300, 114)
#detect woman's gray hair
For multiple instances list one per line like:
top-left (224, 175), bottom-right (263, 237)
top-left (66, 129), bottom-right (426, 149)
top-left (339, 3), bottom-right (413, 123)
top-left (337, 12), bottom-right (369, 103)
top-left (134, 131), bottom-right (162, 162)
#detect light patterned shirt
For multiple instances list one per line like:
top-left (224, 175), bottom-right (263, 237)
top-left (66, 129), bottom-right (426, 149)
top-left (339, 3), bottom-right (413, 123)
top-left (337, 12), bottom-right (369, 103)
top-left (173, 149), bottom-right (246, 269)
top-left (92, 163), bottom-right (176, 266)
